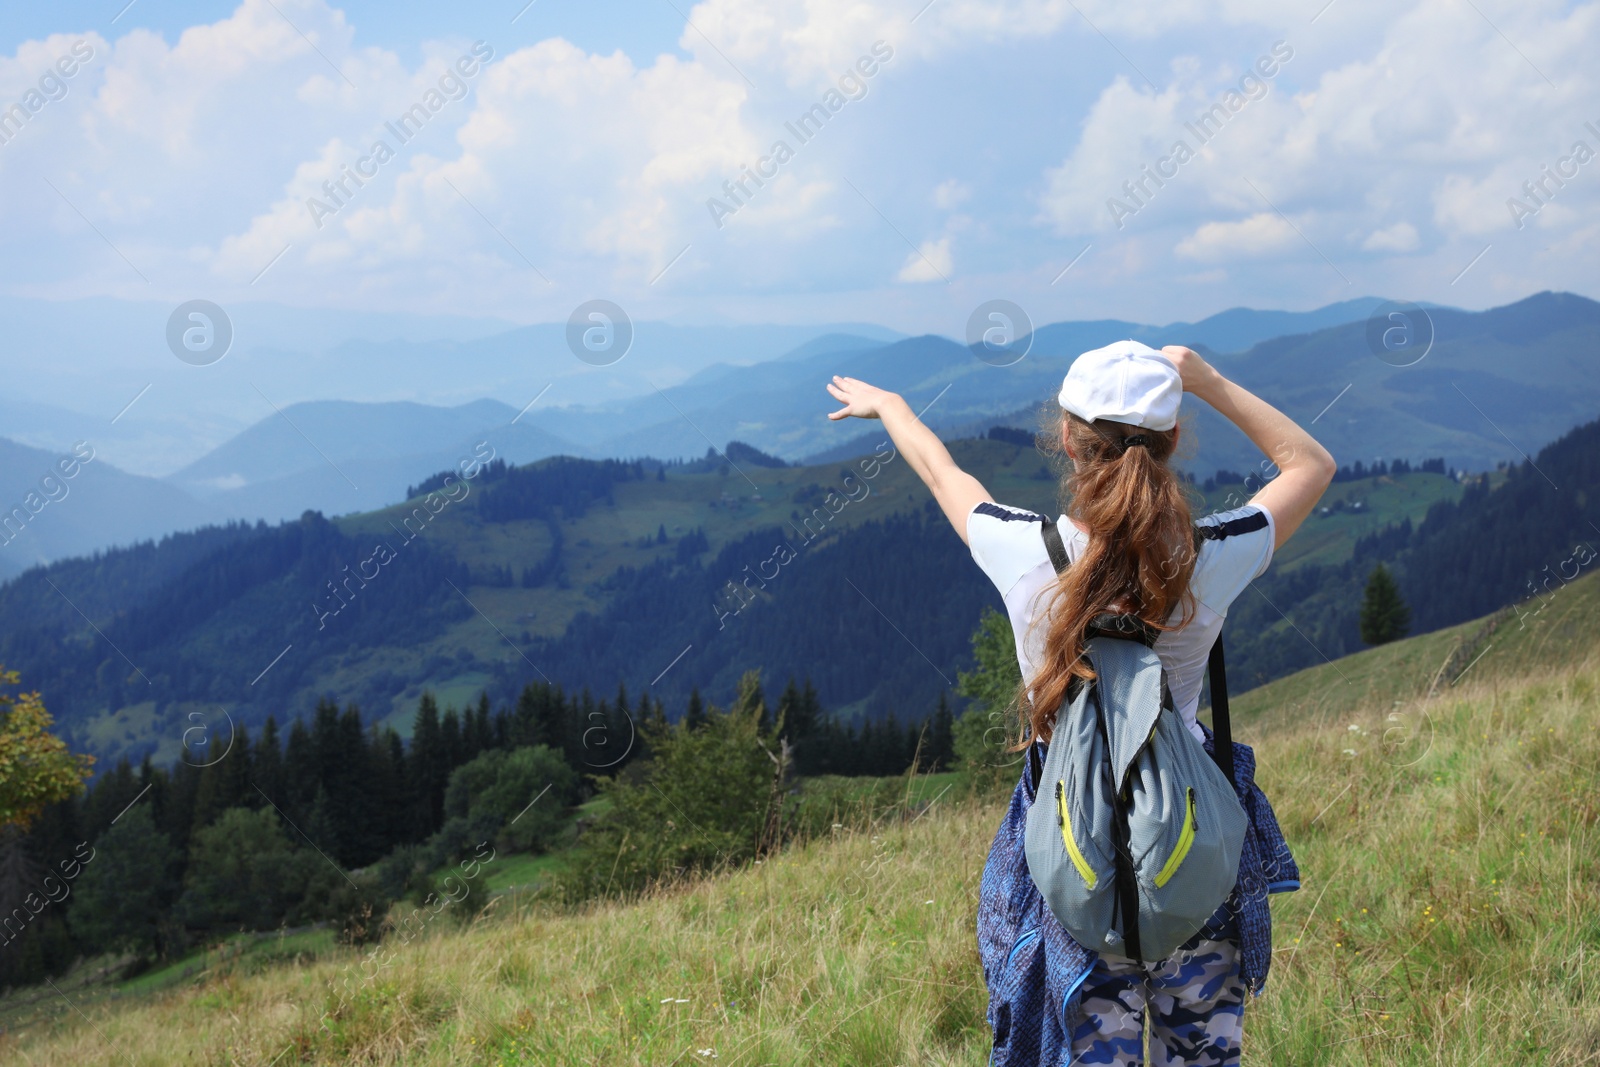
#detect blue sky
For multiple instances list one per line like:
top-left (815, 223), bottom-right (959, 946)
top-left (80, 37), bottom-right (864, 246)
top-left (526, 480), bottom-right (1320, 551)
top-left (0, 0), bottom-right (1594, 334)
top-left (0, 2), bottom-right (690, 69)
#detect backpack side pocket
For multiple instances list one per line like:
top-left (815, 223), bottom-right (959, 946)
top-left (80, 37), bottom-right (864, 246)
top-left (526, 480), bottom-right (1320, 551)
top-left (1055, 780), bottom-right (1099, 890)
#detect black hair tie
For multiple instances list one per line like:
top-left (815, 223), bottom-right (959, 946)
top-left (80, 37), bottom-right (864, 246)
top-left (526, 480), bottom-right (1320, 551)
top-left (1122, 434), bottom-right (1149, 450)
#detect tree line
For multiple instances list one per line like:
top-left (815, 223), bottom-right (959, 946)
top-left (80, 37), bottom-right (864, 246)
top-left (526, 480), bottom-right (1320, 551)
top-left (0, 669), bottom-right (957, 991)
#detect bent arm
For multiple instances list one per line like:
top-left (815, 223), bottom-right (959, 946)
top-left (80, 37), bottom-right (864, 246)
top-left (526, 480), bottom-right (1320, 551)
top-left (1170, 349), bottom-right (1336, 549)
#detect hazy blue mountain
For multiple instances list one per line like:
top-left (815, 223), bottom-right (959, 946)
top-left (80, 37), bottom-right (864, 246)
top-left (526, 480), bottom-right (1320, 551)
top-left (977, 297), bottom-right (1401, 363)
top-left (715, 291), bottom-right (1600, 479)
top-left (1175, 290), bottom-right (1600, 477)
top-left (12, 291), bottom-right (1585, 559)
top-left (0, 437), bottom-right (214, 574)
top-left (0, 293), bottom-right (905, 475)
top-left (1155, 297), bottom-right (1405, 353)
top-left (167, 398), bottom-right (582, 522)
top-left (172, 399), bottom-right (525, 489)
top-left (584, 298), bottom-right (1412, 464)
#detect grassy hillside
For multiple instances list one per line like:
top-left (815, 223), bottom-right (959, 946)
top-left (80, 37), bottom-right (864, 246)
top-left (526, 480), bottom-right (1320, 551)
top-left (1224, 554), bottom-right (1600, 731)
top-left (4, 577), bottom-right (1596, 1064)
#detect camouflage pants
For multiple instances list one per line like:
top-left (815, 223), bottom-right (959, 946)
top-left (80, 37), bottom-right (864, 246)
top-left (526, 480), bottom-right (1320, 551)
top-left (1068, 937), bottom-right (1245, 1066)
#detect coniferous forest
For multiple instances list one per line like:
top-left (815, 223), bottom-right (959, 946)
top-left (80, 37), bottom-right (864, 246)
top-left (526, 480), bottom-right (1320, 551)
top-left (0, 672), bottom-right (956, 991)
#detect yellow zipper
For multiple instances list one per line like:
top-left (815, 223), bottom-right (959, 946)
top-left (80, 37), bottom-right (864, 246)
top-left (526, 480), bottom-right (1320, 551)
top-left (1154, 789), bottom-right (1197, 889)
top-left (1055, 780), bottom-right (1098, 889)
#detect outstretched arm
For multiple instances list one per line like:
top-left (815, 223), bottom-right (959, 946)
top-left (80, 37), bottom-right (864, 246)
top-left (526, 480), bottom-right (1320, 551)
top-left (826, 375), bottom-right (993, 545)
top-left (1161, 346), bottom-right (1336, 550)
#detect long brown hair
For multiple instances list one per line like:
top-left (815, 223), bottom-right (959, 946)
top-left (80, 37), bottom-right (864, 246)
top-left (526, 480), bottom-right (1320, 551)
top-left (1007, 409), bottom-right (1197, 749)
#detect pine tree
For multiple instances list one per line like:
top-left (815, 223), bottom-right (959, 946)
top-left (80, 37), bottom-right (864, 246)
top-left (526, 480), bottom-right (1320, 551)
top-left (440, 706), bottom-right (464, 773)
top-left (535, 684), bottom-right (568, 755)
top-left (164, 758), bottom-right (202, 853)
top-left (566, 690), bottom-right (591, 768)
top-left (253, 717), bottom-right (285, 810)
top-left (1359, 563), bottom-right (1412, 645)
top-left (881, 710), bottom-right (903, 775)
top-left (139, 755), bottom-right (170, 834)
top-left (375, 725), bottom-right (410, 853)
top-left (333, 704), bottom-right (375, 864)
top-left (283, 718), bottom-right (317, 822)
top-left (799, 680), bottom-right (821, 738)
top-left (512, 684), bottom-right (541, 748)
top-left (214, 720), bottom-right (253, 815)
top-left (684, 689), bottom-right (707, 731)
top-left (305, 785), bottom-right (340, 856)
top-left (930, 692), bottom-right (955, 771)
top-left (190, 760), bottom-right (222, 837)
top-left (80, 758), bottom-right (140, 841)
top-left (409, 693), bottom-right (446, 833)
top-left (776, 678), bottom-right (801, 743)
top-left (476, 693), bottom-right (494, 754)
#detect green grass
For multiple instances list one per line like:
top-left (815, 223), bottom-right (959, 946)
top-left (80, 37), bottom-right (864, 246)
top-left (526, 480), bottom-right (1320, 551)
top-left (5, 630), bottom-right (1596, 1063)
top-left (1224, 566), bottom-right (1600, 733)
top-left (16, 499), bottom-right (1591, 1065)
top-left (478, 850), bottom-right (570, 896)
top-left (0, 927), bottom-right (340, 1037)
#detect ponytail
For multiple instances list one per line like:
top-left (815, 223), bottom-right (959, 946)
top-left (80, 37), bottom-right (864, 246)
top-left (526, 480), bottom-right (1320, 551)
top-left (1007, 411), bottom-right (1196, 749)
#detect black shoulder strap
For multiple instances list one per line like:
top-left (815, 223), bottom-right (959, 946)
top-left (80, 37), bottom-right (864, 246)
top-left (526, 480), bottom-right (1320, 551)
top-left (1195, 522), bottom-right (1236, 786)
top-left (1208, 637), bottom-right (1235, 786)
top-left (1040, 517), bottom-right (1070, 574)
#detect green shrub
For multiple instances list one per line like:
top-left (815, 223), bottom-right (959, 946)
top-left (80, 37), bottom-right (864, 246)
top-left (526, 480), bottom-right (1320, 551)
top-left (176, 807), bottom-right (314, 931)
top-left (955, 607), bottom-right (1027, 796)
top-left (442, 744), bottom-right (577, 854)
top-left (553, 671), bottom-right (783, 903)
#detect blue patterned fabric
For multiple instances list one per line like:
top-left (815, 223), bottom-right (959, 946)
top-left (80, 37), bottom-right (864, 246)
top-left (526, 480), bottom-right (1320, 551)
top-left (1071, 937), bottom-right (1245, 1065)
top-left (1198, 723), bottom-right (1300, 996)
top-left (977, 746), bottom-right (1090, 1065)
top-left (976, 730), bottom-right (1298, 1064)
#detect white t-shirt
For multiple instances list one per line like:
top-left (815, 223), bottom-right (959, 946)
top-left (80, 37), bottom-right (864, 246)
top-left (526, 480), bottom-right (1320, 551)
top-left (966, 500), bottom-right (1276, 743)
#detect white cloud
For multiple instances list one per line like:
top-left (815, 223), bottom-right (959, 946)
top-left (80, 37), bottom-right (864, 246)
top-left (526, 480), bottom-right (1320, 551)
top-left (932, 179), bottom-right (970, 208)
top-left (897, 237), bottom-right (953, 281)
top-left (1037, 0), bottom-right (1600, 290)
top-left (0, 0), bottom-right (1596, 326)
top-left (1362, 221), bottom-right (1420, 252)
top-left (1175, 213), bottom-right (1297, 260)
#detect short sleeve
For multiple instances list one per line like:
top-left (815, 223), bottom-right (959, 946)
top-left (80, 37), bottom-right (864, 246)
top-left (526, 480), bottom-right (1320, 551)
top-left (1190, 504), bottom-right (1276, 616)
top-left (966, 501), bottom-right (1052, 599)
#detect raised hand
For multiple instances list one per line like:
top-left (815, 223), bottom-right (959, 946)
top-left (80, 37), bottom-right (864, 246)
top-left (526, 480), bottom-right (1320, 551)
top-left (1159, 346), bottom-right (1219, 396)
top-left (825, 375), bottom-right (899, 421)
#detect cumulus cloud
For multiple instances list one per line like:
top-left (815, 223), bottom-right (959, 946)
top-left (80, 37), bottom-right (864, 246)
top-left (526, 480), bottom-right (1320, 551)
top-left (1362, 221), bottom-right (1420, 252)
top-left (1038, 0), bottom-right (1600, 280)
top-left (1176, 213), bottom-right (1297, 260)
top-left (0, 0), bottom-right (1595, 322)
top-left (897, 237), bottom-right (953, 282)
top-left (932, 179), bottom-right (970, 208)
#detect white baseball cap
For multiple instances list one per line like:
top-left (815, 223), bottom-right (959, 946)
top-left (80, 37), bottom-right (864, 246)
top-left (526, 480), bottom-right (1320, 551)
top-left (1057, 339), bottom-right (1182, 431)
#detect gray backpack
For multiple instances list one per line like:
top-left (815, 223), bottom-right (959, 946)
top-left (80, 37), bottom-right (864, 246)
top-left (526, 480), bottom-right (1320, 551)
top-left (1023, 518), bottom-right (1249, 962)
